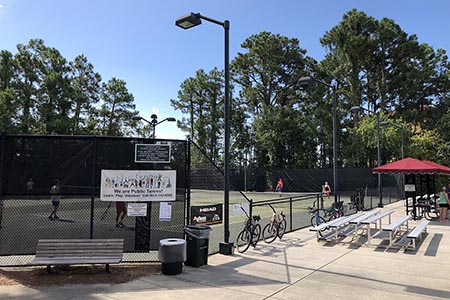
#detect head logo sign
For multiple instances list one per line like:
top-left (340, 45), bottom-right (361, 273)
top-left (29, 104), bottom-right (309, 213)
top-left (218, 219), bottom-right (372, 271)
top-left (191, 204), bottom-right (222, 225)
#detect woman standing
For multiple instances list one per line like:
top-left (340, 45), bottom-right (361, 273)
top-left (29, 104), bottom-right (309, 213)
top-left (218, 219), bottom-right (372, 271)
top-left (439, 186), bottom-right (449, 222)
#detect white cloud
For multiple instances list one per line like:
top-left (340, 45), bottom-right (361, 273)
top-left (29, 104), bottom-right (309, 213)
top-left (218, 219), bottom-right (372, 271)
top-left (0, 4), bottom-right (3, 8)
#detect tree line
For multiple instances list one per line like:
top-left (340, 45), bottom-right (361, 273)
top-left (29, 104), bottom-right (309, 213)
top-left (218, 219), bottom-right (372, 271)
top-left (0, 39), bottom-right (151, 137)
top-left (171, 10), bottom-right (450, 168)
top-left (1, 10), bottom-right (450, 169)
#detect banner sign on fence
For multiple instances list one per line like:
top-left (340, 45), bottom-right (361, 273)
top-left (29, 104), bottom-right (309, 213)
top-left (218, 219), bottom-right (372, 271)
top-left (127, 203), bottom-right (148, 216)
top-left (100, 169), bottom-right (176, 201)
top-left (135, 144), bottom-right (171, 163)
top-left (190, 204), bottom-right (222, 225)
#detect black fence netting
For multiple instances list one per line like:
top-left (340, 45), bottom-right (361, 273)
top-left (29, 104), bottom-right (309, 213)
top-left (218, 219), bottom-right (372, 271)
top-left (0, 134), bottom-right (188, 265)
top-left (192, 166), bottom-right (399, 193)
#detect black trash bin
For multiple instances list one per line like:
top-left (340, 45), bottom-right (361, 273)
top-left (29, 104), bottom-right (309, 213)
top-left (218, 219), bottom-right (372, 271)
top-left (184, 225), bottom-right (212, 267)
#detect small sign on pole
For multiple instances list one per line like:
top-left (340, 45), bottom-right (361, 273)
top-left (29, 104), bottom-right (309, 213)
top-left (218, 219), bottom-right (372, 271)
top-left (405, 184), bottom-right (416, 192)
top-left (135, 144), bottom-right (171, 163)
top-left (127, 203), bottom-right (147, 217)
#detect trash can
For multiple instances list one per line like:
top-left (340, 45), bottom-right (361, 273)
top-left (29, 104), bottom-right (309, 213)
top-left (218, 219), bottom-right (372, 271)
top-left (184, 225), bottom-right (212, 267)
top-left (158, 238), bottom-right (186, 275)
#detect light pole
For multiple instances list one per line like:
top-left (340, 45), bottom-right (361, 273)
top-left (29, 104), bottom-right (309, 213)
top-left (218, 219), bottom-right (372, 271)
top-left (132, 115), bottom-right (176, 138)
top-left (299, 76), bottom-right (338, 209)
top-left (349, 106), bottom-right (383, 208)
top-left (176, 12), bottom-right (233, 254)
top-left (379, 121), bottom-right (404, 160)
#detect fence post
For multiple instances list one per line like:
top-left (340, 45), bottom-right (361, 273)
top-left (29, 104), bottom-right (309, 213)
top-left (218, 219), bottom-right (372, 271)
top-left (289, 197), bottom-right (293, 232)
top-left (89, 136), bottom-right (97, 239)
top-left (0, 132), bottom-right (5, 228)
top-left (320, 194), bottom-right (324, 209)
top-left (186, 138), bottom-right (191, 226)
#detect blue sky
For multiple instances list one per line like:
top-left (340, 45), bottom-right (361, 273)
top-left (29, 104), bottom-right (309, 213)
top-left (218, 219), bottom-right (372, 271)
top-left (1, 0), bottom-right (449, 139)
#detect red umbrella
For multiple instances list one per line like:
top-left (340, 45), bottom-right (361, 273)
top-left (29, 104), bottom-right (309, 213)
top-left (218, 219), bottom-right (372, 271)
top-left (373, 157), bottom-right (450, 175)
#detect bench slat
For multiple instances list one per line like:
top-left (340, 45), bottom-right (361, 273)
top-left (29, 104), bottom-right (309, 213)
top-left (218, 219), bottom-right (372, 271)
top-left (407, 221), bottom-right (429, 238)
top-left (383, 215), bottom-right (411, 232)
top-left (30, 257), bottom-right (122, 265)
top-left (361, 209), bottom-right (394, 224)
top-left (36, 252), bottom-right (122, 257)
top-left (329, 213), bottom-right (365, 228)
top-left (349, 209), bottom-right (380, 224)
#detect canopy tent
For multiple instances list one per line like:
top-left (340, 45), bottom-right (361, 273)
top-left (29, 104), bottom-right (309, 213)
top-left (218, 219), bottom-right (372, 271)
top-left (422, 160), bottom-right (450, 173)
top-left (373, 157), bottom-right (450, 175)
top-left (372, 157), bottom-right (450, 220)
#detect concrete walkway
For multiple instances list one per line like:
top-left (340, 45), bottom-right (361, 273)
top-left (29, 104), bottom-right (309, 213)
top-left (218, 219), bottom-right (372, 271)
top-left (1, 200), bottom-right (450, 300)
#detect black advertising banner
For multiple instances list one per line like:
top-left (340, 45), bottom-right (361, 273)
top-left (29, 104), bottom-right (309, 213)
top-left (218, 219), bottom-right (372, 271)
top-left (191, 204), bottom-right (223, 225)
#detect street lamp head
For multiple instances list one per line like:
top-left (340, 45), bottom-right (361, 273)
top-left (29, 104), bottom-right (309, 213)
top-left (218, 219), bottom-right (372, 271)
top-left (151, 114), bottom-right (157, 120)
top-left (379, 120), bottom-right (402, 130)
top-left (132, 116), bottom-right (142, 121)
top-left (349, 106), bottom-right (362, 113)
top-left (298, 76), bottom-right (314, 85)
top-left (166, 117), bottom-right (176, 122)
top-left (176, 13), bottom-right (202, 29)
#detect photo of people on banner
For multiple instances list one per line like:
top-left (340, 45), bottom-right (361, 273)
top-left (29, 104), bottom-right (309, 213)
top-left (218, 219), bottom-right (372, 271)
top-left (100, 170), bottom-right (176, 202)
top-left (191, 204), bottom-right (223, 225)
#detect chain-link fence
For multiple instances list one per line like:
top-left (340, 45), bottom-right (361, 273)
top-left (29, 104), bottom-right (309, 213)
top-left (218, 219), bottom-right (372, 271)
top-left (0, 134), bottom-right (405, 265)
top-left (0, 134), bottom-right (189, 266)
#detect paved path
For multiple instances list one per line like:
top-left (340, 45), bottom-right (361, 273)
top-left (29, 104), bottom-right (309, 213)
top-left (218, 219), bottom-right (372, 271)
top-left (1, 200), bottom-right (450, 300)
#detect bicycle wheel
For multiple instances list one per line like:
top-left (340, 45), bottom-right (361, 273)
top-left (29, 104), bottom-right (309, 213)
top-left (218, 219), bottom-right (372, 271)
top-left (236, 228), bottom-right (251, 253)
top-left (262, 222), bottom-right (277, 243)
top-left (310, 215), bottom-right (326, 237)
top-left (311, 215), bottom-right (326, 227)
top-left (425, 209), bottom-right (439, 221)
top-left (277, 218), bottom-right (287, 239)
top-left (251, 223), bottom-right (261, 246)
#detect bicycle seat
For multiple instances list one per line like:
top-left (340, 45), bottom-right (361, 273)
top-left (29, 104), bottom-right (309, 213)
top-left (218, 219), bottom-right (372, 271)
top-left (253, 215), bottom-right (261, 222)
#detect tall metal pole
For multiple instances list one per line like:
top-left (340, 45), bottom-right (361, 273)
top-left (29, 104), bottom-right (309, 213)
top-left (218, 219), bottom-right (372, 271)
top-left (175, 12), bottom-right (233, 254)
top-left (400, 128), bottom-right (404, 160)
top-left (223, 20), bottom-right (231, 247)
top-left (332, 87), bottom-right (338, 208)
top-left (376, 112), bottom-right (383, 208)
top-left (401, 128), bottom-right (405, 199)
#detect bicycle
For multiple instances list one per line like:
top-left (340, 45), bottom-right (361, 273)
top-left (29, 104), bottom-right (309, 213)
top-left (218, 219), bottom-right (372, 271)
top-left (262, 204), bottom-right (286, 243)
top-left (413, 197), bottom-right (439, 221)
top-left (308, 199), bottom-right (344, 237)
top-left (349, 188), bottom-right (365, 212)
top-left (235, 207), bottom-right (261, 253)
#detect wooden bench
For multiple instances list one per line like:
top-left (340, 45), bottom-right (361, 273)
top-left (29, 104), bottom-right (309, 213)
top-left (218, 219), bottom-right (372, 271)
top-left (397, 220), bottom-right (430, 250)
top-left (373, 215), bottom-right (411, 247)
top-left (28, 239), bottom-right (124, 273)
